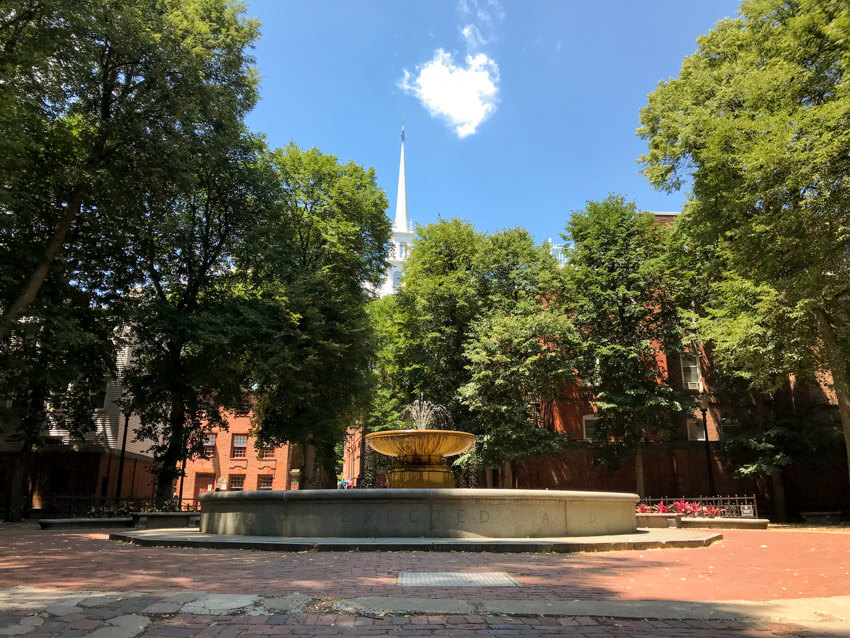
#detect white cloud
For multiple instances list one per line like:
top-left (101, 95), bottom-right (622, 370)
top-left (461, 24), bottom-right (486, 51)
top-left (399, 49), bottom-right (499, 139)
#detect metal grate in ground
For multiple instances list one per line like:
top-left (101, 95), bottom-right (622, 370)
top-left (397, 572), bottom-right (520, 587)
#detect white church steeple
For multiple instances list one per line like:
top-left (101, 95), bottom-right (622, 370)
top-left (394, 122), bottom-right (409, 233)
top-left (375, 120), bottom-right (415, 298)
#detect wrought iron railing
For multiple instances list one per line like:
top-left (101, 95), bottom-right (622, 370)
top-left (640, 494), bottom-right (758, 518)
top-left (38, 496), bottom-right (200, 518)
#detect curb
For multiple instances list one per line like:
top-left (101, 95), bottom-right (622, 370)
top-left (109, 528), bottom-right (723, 553)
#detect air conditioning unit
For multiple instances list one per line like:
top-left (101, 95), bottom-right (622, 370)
top-left (686, 381), bottom-right (701, 391)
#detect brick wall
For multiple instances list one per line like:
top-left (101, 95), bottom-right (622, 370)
top-left (176, 412), bottom-right (292, 504)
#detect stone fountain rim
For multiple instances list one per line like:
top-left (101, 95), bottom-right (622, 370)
top-left (199, 488), bottom-right (640, 504)
top-left (364, 429), bottom-right (477, 437)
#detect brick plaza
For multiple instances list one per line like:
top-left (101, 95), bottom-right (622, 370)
top-left (1, 523), bottom-right (849, 636)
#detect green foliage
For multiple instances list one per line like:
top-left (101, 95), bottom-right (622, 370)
top-left (393, 219), bottom-right (484, 428)
top-left (242, 144), bottom-right (391, 460)
top-left (725, 410), bottom-right (841, 478)
top-left (701, 275), bottom-right (818, 390)
top-left (0, 0), bottom-right (261, 510)
top-left (459, 307), bottom-right (581, 467)
top-left (459, 228), bottom-right (580, 466)
top-left (364, 296), bottom-right (408, 434)
top-left (0, 0), bottom-right (260, 336)
top-left (123, 142), bottom-right (390, 499)
top-left (371, 222), bottom-right (579, 468)
top-left (123, 132), bottom-right (273, 500)
top-left (564, 196), bottom-right (692, 492)
top-left (639, 0), bottom-right (850, 487)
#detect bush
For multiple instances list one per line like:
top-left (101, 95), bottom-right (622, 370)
top-left (636, 500), bottom-right (725, 518)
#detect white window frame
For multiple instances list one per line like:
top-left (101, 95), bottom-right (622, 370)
top-left (231, 434), bottom-right (248, 458)
top-left (680, 353), bottom-right (702, 391)
top-left (259, 446), bottom-right (275, 459)
top-left (203, 433), bottom-right (216, 457)
top-left (687, 418), bottom-right (705, 441)
top-left (582, 414), bottom-right (599, 440)
top-left (228, 475), bottom-right (245, 491)
top-left (257, 475), bottom-right (273, 490)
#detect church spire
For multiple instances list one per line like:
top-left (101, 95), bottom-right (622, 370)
top-left (393, 117), bottom-right (408, 232)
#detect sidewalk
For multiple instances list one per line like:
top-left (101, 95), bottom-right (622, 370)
top-left (1, 523), bottom-right (848, 636)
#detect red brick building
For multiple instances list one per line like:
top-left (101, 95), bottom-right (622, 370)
top-left (175, 411), bottom-right (297, 506)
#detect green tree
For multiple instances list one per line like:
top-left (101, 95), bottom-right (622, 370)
top-left (459, 308), bottom-right (581, 469)
top-left (372, 224), bottom-right (580, 477)
top-left (459, 228), bottom-right (580, 468)
top-left (638, 0), bottom-right (850, 489)
top-left (0, 280), bottom-right (117, 520)
top-left (393, 219), bottom-right (484, 429)
top-left (564, 196), bottom-right (692, 496)
top-left (0, 0), bottom-right (259, 340)
top-left (122, 132), bottom-right (272, 503)
top-left (364, 295), bottom-right (407, 434)
top-left (242, 144), bottom-right (391, 487)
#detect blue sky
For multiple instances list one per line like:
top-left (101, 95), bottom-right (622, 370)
top-left (245, 1), bottom-right (741, 243)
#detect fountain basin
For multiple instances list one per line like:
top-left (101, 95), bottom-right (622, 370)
top-left (366, 429), bottom-right (476, 459)
top-left (199, 489), bottom-right (638, 538)
top-left (365, 429), bottom-right (476, 488)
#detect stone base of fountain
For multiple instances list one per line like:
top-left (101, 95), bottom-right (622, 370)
top-left (199, 489), bottom-right (639, 538)
top-left (387, 464), bottom-right (455, 488)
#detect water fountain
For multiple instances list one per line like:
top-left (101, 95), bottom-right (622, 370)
top-left (365, 397), bottom-right (475, 488)
top-left (198, 398), bottom-right (639, 539)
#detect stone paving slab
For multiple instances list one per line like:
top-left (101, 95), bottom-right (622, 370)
top-left (1, 586), bottom-right (848, 636)
top-left (109, 527), bottom-right (723, 553)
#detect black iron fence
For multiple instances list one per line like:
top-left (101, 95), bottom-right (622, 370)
top-left (640, 494), bottom-right (758, 518)
top-left (37, 496), bottom-right (200, 518)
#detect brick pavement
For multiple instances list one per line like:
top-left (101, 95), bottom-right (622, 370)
top-left (1, 526), bottom-right (847, 602)
top-left (1, 523), bottom-right (848, 636)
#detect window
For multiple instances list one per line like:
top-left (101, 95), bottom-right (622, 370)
top-left (234, 400), bottom-right (251, 417)
top-left (399, 242), bottom-right (407, 258)
top-left (259, 446), bottom-right (275, 459)
top-left (687, 418), bottom-right (706, 441)
top-left (228, 475), bottom-right (245, 491)
top-left (720, 416), bottom-right (740, 440)
top-left (90, 389), bottom-right (107, 410)
top-left (680, 354), bottom-right (702, 391)
top-left (392, 271), bottom-right (402, 292)
top-left (203, 434), bottom-right (216, 458)
top-left (231, 434), bottom-right (248, 458)
top-left (582, 415), bottom-right (599, 440)
top-left (257, 475), bottom-right (273, 490)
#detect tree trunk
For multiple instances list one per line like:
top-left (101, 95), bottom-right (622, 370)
top-left (0, 195), bottom-right (82, 341)
top-left (303, 443), bottom-right (316, 488)
top-left (771, 469), bottom-right (787, 522)
top-left (155, 393), bottom-right (186, 504)
top-left (4, 449), bottom-right (27, 522)
top-left (814, 309), bottom-right (850, 494)
top-left (500, 461), bottom-right (513, 489)
top-left (634, 441), bottom-right (645, 497)
top-left (357, 427), bottom-right (367, 487)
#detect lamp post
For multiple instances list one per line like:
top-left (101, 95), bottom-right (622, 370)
top-left (699, 394), bottom-right (715, 497)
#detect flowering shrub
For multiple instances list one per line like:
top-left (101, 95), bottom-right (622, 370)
top-left (635, 500), bottom-right (726, 518)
